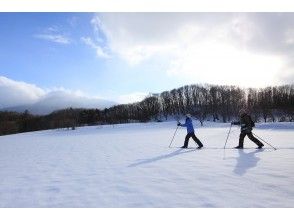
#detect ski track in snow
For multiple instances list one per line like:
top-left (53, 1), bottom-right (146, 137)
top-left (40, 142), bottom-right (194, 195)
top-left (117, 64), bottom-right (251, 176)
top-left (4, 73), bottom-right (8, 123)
top-left (0, 121), bottom-right (294, 207)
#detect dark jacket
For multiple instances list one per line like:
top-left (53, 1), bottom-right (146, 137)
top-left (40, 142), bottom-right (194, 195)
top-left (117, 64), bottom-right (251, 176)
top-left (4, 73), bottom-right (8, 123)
top-left (232, 113), bottom-right (254, 133)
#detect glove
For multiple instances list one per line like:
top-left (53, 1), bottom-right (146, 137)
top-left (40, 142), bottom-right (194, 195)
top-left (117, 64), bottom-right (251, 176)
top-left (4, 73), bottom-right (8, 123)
top-left (177, 122), bottom-right (181, 126)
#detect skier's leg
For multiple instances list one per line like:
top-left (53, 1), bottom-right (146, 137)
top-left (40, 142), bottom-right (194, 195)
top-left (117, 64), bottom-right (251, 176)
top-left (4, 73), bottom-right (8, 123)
top-left (183, 133), bottom-right (192, 147)
top-left (191, 133), bottom-right (203, 147)
top-left (247, 132), bottom-right (264, 147)
top-left (238, 132), bottom-right (246, 148)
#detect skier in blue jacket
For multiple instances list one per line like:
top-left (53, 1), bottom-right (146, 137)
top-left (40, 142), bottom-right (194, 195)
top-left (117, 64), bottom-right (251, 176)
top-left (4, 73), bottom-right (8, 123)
top-left (177, 114), bottom-right (203, 149)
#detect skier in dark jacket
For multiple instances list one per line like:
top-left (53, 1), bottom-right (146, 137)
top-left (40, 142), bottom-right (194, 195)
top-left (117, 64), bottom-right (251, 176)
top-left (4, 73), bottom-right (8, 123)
top-left (178, 114), bottom-right (203, 149)
top-left (231, 109), bottom-right (264, 149)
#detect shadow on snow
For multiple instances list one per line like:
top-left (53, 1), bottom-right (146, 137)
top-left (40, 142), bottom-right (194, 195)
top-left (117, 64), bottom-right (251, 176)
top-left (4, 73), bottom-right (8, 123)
top-left (128, 148), bottom-right (195, 167)
top-left (233, 149), bottom-right (264, 176)
top-left (128, 147), bottom-right (266, 176)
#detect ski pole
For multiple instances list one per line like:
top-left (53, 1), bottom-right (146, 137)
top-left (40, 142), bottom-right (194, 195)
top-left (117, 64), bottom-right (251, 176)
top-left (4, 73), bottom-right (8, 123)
top-left (168, 126), bottom-right (179, 148)
top-left (223, 124), bottom-right (232, 149)
top-left (252, 132), bottom-right (277, 150)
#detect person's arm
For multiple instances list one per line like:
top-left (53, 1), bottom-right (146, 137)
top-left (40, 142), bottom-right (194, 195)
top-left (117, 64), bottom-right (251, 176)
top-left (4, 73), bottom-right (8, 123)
top-left (177, 121), bottom-right (187, 127)
top-left (231, 121), bottom-right (240, 125)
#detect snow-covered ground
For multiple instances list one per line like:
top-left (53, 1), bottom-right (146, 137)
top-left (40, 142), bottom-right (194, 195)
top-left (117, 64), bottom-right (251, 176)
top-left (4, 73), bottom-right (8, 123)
top-left (0, 121), bottom-right (294, 207)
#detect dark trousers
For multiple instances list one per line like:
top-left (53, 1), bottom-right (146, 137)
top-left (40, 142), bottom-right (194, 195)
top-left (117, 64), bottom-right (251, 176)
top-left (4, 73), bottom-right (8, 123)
top-left (239, 132), bottom-right (263, 147)
top-left (184, 132), bottom-right (203, 147)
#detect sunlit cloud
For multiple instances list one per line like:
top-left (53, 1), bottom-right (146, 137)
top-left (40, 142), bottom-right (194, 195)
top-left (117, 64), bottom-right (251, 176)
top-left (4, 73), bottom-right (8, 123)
top-left (166, 41), bottom-right (285, 87)
top-left (89, 13), bottom-right (294, 87)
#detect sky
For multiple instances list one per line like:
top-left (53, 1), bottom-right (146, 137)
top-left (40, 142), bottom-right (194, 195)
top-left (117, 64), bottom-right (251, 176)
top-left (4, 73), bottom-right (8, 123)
top-left (1, 12), bottom-right (294, 109)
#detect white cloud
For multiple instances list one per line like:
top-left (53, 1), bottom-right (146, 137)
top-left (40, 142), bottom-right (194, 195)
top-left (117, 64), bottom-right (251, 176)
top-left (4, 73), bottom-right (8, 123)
top-left (35, 34), bottom-right (71, 44)
top-left (0, 76), bottom-right (45, 108)
top-left (81, 16), bottom-right (111, 59)
top-left (34, 25), bottom-right (72, 45)
top-left (0, 76), bottom-right (115, 112)
top-left (81, 37), bottom-right (110, 58)
top-left (90, 13), bottom-right (294, 86)
top-left (68, 16), bottom-right (79, 28)
top-left (167, 42), bottom-right (285, 87)
top-left (91, 16), bottom-right (102, 33)
top-left (285, 29), bottom-right (294, 45)
top-left (91, 13), bottom-right (238, 65)
top-left (43, 86), bottom-right (86, 97)
top-left (117, 92), bottom-right (148, 104)
top-left (45, 25), bottom-right (59, 33)
top-left (92, 13), bottom-right (187, 65)
top-left (230, 14), bottom-right (258, 43)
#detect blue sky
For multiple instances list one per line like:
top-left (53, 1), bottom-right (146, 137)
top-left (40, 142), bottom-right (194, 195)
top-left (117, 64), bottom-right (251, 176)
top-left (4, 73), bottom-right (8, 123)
top-left (0, 13), bottom-right (187, 104)
top-left (1, 13), bottom-right (294, 107)
top-left (0, 13), bottom-right (123, 97)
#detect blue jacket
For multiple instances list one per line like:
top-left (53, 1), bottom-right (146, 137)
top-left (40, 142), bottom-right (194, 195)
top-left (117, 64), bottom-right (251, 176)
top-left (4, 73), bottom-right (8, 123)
top-left (179, 117), bottom-right (194, 134)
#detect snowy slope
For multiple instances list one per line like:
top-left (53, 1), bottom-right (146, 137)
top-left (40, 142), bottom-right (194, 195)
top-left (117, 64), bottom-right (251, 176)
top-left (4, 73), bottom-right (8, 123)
top-left (0, 121), bottom-right (294, 207)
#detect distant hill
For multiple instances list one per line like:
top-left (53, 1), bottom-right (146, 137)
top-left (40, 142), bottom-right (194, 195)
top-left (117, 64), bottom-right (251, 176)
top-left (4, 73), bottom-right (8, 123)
top-left (0, 91), bottom-right (116, 115)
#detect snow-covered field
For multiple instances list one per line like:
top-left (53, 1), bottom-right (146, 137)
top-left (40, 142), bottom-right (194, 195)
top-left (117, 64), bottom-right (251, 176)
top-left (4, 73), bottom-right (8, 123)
top-left (0, 121), bottom-right (294, 207)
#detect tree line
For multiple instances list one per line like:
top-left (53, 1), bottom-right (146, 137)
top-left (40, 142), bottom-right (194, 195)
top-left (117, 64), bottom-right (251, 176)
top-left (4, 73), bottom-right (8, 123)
top-left (0, 84), bottom-right (293, 136)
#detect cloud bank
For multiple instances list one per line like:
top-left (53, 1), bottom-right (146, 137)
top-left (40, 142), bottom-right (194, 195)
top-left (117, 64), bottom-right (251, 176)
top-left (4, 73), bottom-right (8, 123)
top-left (0, 76), bottom-right (115, 114)
top-left (0, 76), bottom-right (45, 109)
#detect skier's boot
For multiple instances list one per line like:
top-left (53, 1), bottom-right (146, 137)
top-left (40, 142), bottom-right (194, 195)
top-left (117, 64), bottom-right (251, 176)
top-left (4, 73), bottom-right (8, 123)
top-left (197, 144), bottom-right (204, 149)
top-left (181, 146), bottom-right (188, 148)
top-left (257, 143), bottom-right (264, 149)
top-left (234, 146), bottom-right (244, 149)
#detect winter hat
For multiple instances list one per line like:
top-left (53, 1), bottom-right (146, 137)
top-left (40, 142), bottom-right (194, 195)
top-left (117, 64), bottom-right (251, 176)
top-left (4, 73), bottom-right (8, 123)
top-left (185, 114), bottom-right (191, 118)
